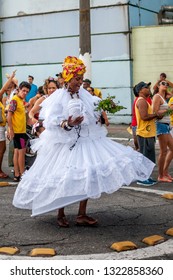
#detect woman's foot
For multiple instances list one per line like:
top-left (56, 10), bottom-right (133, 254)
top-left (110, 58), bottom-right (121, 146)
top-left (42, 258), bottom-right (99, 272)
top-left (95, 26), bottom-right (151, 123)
top-left (163, 174), bottom-right (173, 181)
top-left (76, 215), bottom-right (98, 226)
top-left (57, 216), bottom-right (69, 227)
top-left (0, 172), bottom-right (8, 178)
top-left (13, 175), bottom-right (21, 182)
top-left (158, 176), bottom-right (172, 183)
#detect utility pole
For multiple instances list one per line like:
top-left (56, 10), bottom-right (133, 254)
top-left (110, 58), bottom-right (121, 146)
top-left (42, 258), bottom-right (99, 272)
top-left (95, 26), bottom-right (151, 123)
top-left (79, 0), bottom-right (92, 80)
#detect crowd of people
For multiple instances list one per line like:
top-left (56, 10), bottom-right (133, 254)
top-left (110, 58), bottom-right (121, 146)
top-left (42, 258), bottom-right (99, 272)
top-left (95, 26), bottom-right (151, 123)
top-left (0, 67), bottom-right (108, 182)
top-left (1, 61), bottom-right (173, 227)
top-left (131, 73), bottom-right (173, 186)
top-left (0, 56), bottom-right (152, 228)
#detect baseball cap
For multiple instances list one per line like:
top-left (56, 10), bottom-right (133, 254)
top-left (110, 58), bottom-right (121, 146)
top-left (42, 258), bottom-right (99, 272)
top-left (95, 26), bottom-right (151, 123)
top-left (134, 82), bottom-right (151, 94)
top-left (83, 78), bottom-right (91, 84)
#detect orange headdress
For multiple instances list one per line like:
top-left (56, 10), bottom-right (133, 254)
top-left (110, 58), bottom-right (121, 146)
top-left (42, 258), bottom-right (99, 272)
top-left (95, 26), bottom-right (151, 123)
top-left (62, 56), bottom-right (86, 82)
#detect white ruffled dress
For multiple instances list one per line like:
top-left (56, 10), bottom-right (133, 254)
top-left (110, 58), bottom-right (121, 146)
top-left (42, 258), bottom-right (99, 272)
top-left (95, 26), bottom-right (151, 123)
top-left (13, 88), bottom-right (155, 216)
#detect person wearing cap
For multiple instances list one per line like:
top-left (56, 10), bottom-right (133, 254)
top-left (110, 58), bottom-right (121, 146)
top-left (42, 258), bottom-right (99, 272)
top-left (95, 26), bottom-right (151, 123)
top-left (13, 56), bottom-right (155, 227)
top-left (83, 78), bottom-right (102, 98)
top-left (152, 81), bottom-right (173, 182)
top-left (83, 78), bottom-right (91, 90)
top-left (131, 84), bottom-right (152, 151)
top-left (25, 75), bottom-right (38, 103)
top-left (134, 81), bottom-right (163, 186)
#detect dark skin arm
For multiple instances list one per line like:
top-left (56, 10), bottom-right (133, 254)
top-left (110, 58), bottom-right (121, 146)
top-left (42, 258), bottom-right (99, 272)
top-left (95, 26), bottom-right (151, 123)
top-left (68, 116), bottom-right (84, 126)
top-left (137, 98), bottom-right (162, 120)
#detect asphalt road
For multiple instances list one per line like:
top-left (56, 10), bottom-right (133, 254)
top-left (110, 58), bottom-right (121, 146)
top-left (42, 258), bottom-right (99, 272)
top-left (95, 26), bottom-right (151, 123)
top-left (0, 125), bottom-right (173, 260)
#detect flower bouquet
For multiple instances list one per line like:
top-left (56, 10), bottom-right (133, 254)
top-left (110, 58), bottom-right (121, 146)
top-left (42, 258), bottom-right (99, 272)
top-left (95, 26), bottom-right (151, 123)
top-left (95, 95), bottom-right (126, 114)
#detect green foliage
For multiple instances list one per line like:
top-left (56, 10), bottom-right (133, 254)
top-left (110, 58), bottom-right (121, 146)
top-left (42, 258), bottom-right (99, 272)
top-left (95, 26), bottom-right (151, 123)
top-left (164, 108), bottom-right (173, 116)
top-left (95, 95), bottom-right (126, 114)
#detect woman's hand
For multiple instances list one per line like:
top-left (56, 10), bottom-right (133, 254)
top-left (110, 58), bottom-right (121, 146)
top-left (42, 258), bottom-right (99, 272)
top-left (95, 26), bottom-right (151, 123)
top-left (7, 128), bottom-right (14, 141)
top-left (68, 115), bottom-right (84, 126)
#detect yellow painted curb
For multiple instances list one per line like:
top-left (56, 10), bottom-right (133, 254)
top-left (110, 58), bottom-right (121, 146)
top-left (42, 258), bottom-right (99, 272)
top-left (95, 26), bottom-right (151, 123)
top-left (165, 228), bottom-right (173, 236)
top-left (0, 182), bottom-right (10, 187)
top-left (28, 248), bottom-right (56, 257)
top-left (142, 235), bottom-right (165, 246)
top-left (0, 247), bottom-right (20, 255)
top-left (162, 193), bottom-right (173, 200)
top-left (110, 241), bottom-right (137, 252)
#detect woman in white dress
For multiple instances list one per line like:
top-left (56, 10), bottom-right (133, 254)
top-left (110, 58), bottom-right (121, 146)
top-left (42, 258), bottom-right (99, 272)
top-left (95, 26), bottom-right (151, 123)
top-left (13, 56), bottom-right (155, 227)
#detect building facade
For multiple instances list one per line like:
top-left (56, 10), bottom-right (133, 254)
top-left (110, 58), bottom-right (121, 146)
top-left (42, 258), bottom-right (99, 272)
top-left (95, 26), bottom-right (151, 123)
top-left (0, 0), bottom-right (173, 123)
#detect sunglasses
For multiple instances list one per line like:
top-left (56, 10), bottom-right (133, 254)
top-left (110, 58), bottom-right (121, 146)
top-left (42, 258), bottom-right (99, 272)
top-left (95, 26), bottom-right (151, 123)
top-left (160, 82), bottom-right (169, 86)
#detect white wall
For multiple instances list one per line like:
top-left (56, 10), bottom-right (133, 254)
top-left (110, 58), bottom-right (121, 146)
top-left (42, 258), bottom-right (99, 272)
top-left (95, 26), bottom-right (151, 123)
top-left (0, 0), bottom-right (128, 17)
top-left (0, 0), bottom-right (131, 123)
top-left (132, 25), bottom-right (173, 89)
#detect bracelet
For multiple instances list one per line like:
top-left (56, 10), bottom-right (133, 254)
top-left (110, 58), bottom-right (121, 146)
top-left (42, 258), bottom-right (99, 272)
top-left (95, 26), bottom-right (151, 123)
top-left (60, 120), bottom-right (73, 131)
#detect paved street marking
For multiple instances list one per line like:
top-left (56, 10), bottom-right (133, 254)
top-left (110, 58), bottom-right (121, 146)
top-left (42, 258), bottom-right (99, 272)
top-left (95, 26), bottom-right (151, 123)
top-left (165, 228), bottom-right (173, 236)
top-left (1, 240), bottom-right (173, 260)
top-left (142, 235), bottom-right (165, 246)
top-left (28, 248), bottom-right (56, 257)
top-left (0, 247), bottom-right (20, 255)
top-left (162, 193), bottom-right (173, 200)
top-left (0, 181), bottom-right (18, 187)
top-left (0, 182), bottom-right (10, 187)
top-left (110, 241), bottom-right (137, 252)
top-left (122, 186), bottom-right (173, 196)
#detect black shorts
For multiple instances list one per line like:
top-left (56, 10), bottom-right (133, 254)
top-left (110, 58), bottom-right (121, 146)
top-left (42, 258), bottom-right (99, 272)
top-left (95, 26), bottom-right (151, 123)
top-left (13, 133), bottom-right (27, 149)
top-left (137, 135), bottom-right (156, 163)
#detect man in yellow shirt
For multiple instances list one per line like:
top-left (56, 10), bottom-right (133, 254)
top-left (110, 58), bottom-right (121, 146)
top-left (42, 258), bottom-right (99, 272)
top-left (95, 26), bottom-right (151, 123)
top-left (7, 81), bottom-right (31, 181)
top-left (134, 81), bottom-right (163, 186)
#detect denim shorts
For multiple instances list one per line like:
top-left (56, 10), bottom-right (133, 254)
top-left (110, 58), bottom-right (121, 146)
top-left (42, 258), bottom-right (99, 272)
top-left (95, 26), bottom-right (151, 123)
top-left (156, 122), bottom-right (170, 136)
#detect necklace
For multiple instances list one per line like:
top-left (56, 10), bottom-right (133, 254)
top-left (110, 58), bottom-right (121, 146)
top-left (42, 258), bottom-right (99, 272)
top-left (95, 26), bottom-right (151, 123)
top-left (70, 92), bottom-right (79, 99)
top-left (65, 84), bottom-right (79, 98)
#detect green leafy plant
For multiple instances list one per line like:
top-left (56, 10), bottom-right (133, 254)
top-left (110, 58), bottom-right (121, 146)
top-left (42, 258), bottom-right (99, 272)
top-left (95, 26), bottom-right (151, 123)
top-left (95, 95), bottom-right (126, 114)
top-left (164, 108), bottom-right (173, 116)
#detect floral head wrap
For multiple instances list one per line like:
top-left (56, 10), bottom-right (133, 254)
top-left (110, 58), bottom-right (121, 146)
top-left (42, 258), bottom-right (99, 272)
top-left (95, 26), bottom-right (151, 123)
top-left (62, 56), bottom-right (86, 82)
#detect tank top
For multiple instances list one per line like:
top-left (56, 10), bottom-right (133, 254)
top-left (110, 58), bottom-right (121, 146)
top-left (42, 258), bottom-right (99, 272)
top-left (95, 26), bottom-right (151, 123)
top-left (135, 97), bottom-right (156, 138)
top-left (156, 94), bottom-right (170, 124)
